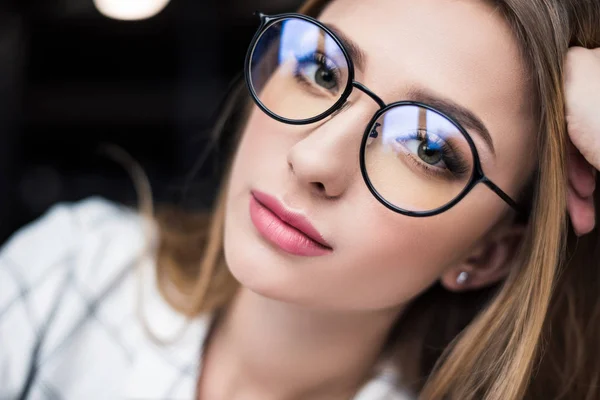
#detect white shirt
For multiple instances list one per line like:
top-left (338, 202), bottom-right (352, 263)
top-left (0, 198), bottom-right (413, 400)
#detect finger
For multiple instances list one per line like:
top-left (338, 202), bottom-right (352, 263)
top-left (567, 186), bottom-right (596, 236)
top-left (567, 141), bottom-right (597, 198)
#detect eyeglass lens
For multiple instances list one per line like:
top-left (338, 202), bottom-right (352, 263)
top-left (249, 18), bottom-right (350, 121)
top-left (363, 106), bottom-right (474, 212)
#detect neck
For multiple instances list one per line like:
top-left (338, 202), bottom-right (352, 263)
top-left (198, 287), bottom-right (403, 400)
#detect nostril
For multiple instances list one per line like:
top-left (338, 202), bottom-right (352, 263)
top-left (313, 182), bottom-right (326, 192)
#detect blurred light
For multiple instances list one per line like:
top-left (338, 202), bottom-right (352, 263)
top-left (93, 0), bottom-right (171, 21)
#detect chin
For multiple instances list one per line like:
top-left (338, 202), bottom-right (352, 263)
top-left (223, 217), bottom-right (300, 303)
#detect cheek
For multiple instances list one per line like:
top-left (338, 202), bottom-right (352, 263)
top-left (315, 203), bottom-right (485, 310)
top-left (233, 109), bottom-right (281, 172)
top-left (228, 107), bottom-right (293, 196)
top-left (309, 181), bottom-right (506, 310)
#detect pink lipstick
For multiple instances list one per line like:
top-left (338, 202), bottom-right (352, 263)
top-left (249, 190), bottom-right (332, 257)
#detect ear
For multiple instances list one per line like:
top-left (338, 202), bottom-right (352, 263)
top-left (440, 223), bottom-right (526, 292)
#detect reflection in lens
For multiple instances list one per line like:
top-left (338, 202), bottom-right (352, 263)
top-left (363, 105), bottom-right (474, 212)
top-left (249, 18), bottom-right (350, 121)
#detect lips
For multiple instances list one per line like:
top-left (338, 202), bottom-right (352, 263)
top-left (249, 190), bottom-right (332, 257)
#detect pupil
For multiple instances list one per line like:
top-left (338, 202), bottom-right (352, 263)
top-left (418, 143), bottom-right (442, 165)
top-left (316, 67), bottom-right (336, 89)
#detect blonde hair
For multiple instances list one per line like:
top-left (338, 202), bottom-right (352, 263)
top-left (153, 1), bottom-right (600, 398)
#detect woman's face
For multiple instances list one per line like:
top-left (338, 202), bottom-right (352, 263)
top-left (224, 0), bottom-right (537, 311)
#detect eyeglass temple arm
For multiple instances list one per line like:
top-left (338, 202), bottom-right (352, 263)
top-left (482, 178), bottom-right (522, 213)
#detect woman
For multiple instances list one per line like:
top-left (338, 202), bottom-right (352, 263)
top-left (1, 0), bottom-right (599, 399)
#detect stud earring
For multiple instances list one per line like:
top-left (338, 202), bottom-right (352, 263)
top-left (456, 271), bottom-right (469, 285)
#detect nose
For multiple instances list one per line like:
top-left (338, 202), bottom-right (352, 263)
top-left (286, 103), bottom-right (374, 198)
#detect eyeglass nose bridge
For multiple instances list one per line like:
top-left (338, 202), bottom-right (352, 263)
top-left (351, 81), bottom-right (387, 109)
top-left (328, 81), bottom-right (386, 120)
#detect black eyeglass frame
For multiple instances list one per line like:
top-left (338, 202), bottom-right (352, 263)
top-left (244, 12), bottom-right (521, 217)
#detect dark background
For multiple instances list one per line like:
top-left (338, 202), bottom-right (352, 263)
top-left (0, 0), bottom-right (304, 244)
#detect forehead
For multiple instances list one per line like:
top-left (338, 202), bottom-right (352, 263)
top-left (319, 0), bottom-right (532, 160)
top-left (319, 0), bottom-right (525, 88)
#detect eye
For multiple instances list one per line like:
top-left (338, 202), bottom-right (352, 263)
top-left (301, 64), bottom-right (337, 89)
top-left (295, 53), bottom-right (340, 92)
top-left (402, 133), bottom-right (446, 168)
top-left (393, 130), bottom-right (471, 178)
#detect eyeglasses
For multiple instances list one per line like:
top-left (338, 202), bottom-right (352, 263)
top-left (244, 12), bottom-right (521, 217)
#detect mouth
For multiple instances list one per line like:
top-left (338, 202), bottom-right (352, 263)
top-left (249, 190), bottom-right (333, 257)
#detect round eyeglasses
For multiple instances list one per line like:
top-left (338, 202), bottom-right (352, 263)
top-left (244, 12), bottom-right (521, 217)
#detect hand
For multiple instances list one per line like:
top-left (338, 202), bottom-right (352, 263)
top-left (565, 47), bottom-right (600, 236)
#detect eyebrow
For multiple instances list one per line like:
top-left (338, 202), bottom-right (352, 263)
top-left (323, 23), bottom-right (367, 71)
top-left (407, 88), bottom-right (496, 155)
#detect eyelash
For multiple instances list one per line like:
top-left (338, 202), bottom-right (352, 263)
top-left (397, 130), bottom-right (470, 180)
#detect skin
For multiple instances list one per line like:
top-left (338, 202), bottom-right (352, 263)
top-left (199, 0), bottom-right (542, 399)
top-left (565, 47), bottom-right (600, 235)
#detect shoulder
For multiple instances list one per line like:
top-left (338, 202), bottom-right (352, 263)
top-left (0, 197), bottom-right (152, 396)
top-left (0, 196), bottom-right (153, 338)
